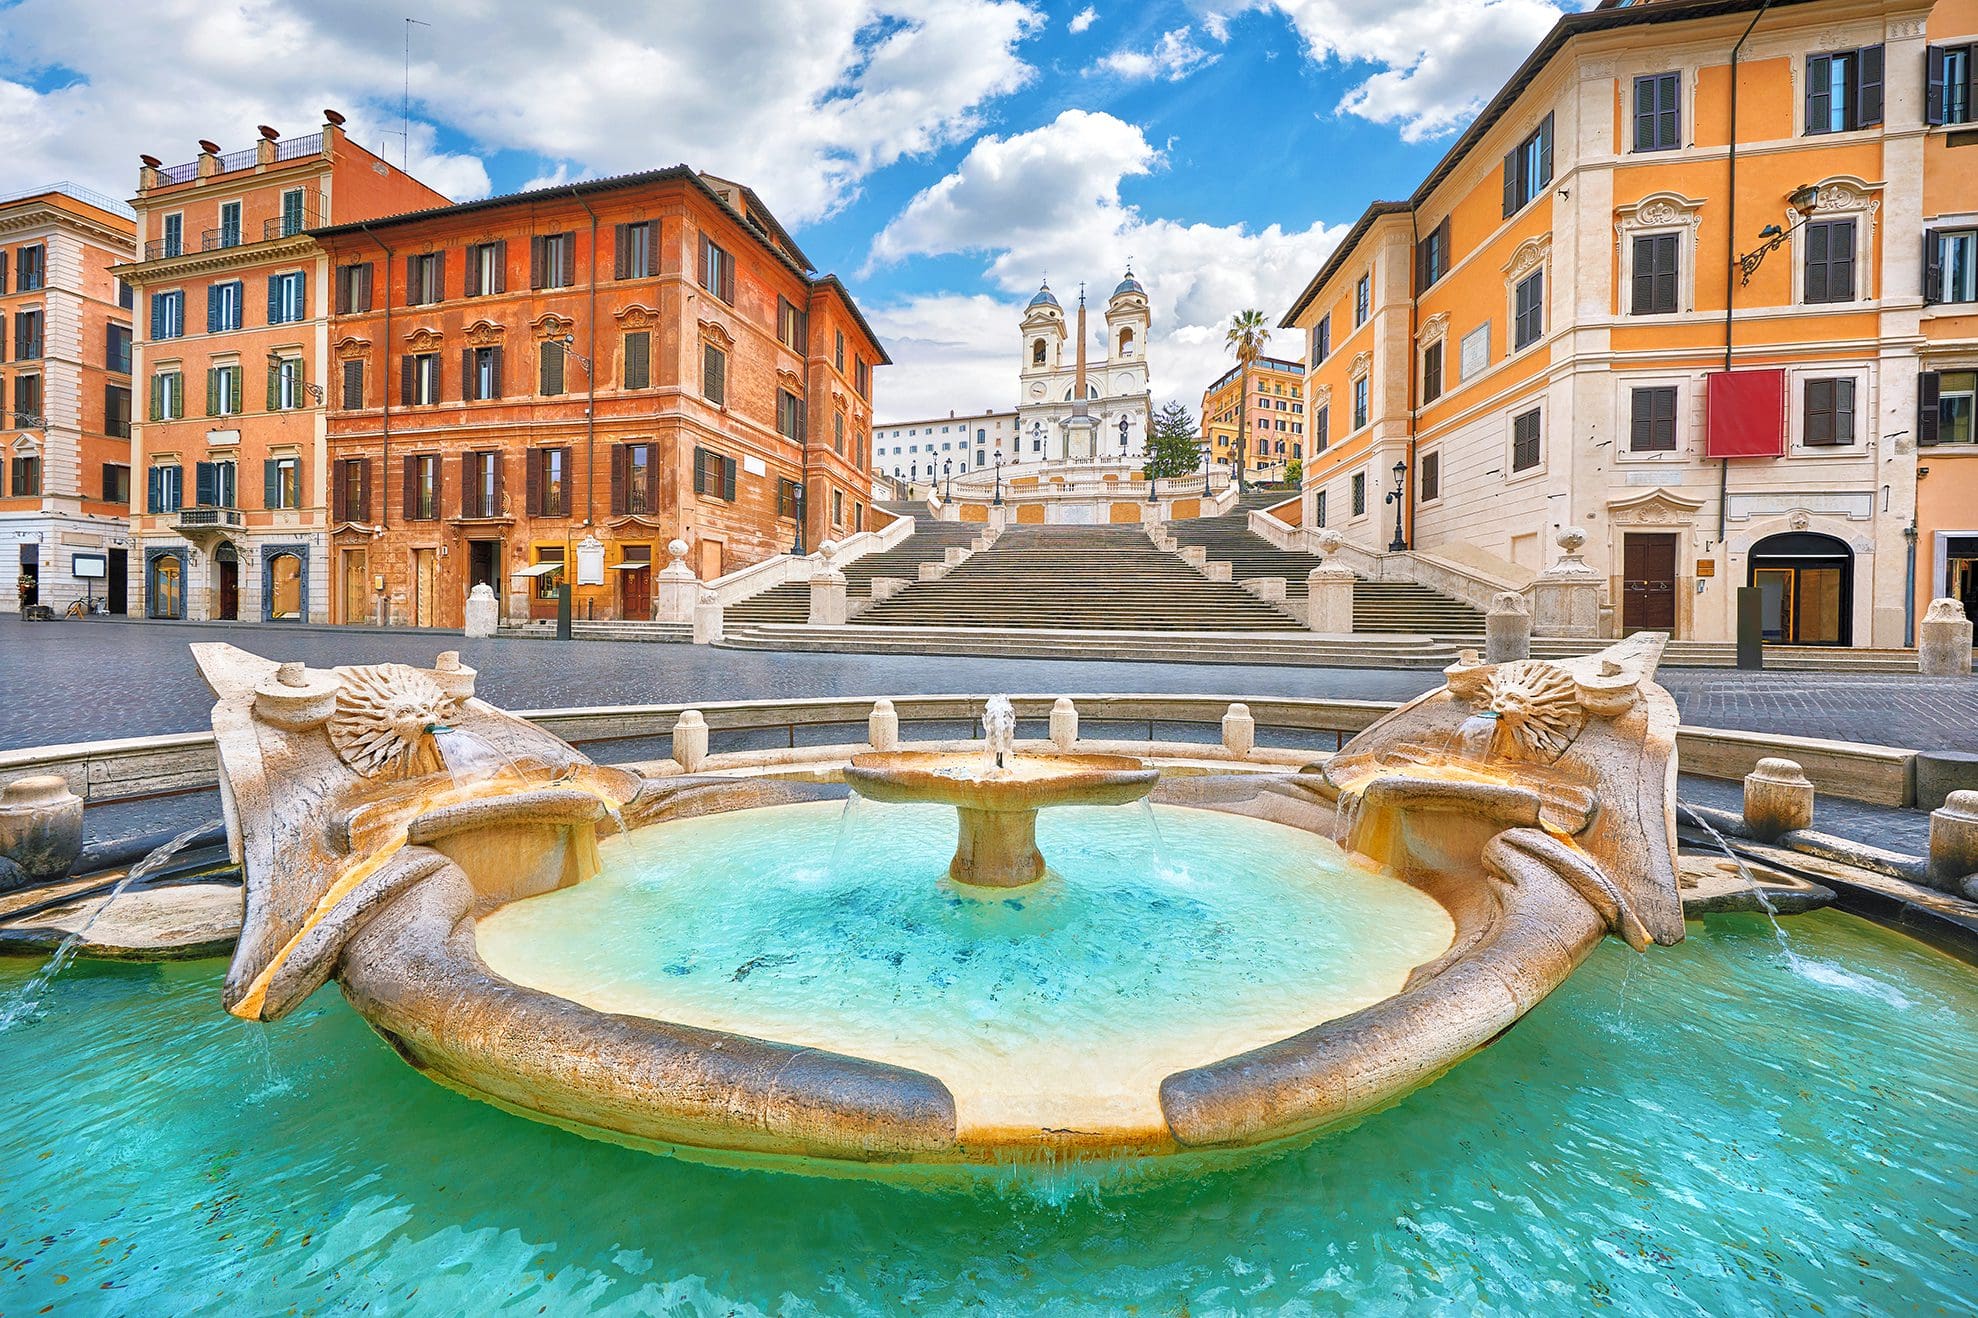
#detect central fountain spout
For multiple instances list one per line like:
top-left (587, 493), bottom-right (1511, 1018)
top-left (843, 697), bottom-right (1158, 888)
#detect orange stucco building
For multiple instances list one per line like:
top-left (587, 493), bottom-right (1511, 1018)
top-left (120, 113), bottom-right (448, 623)
top-left (1284, 0), bottom-right (1978, 648)
top-left (0, 184), bottom-right (135, 615)
top-left (312, 167), bottom-right (886, 628)
top-left (1201, 355), bottom-right (1307, 479)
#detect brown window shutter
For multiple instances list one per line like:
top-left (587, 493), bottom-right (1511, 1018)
top-left (331, 461), bottom-right (347, 522)
top-left (611, 443), bottom-right (628, 514)
top-left (403, 453), bottom-right (416, 518)
top-left (614, 224), bottom-right (630, 280)
top-left (357, 263), bottom-right (373, 312)
top-left (490, 346), bottom-right (503, 399)
top-left (492, 240), bottom-right (506, 294)
top-left (464, 246), bottom-right (480, 298)
top-left (560, 231), bottom-right (576, 287)
top-left (460, 452), bottom-right (475, 515)
top-left (401, 354), bottom-right (415, 406)
top-left (1919, 372), bottom-right (1941, 445)
top-left (491, 452), bottom-right (505, 514)
top-left (530, 236), bottom-right (547, 290)
top-left (461, 348), bottom-right (474, 401)
top-left (526, 448), bottom-right (542, 516)
top-left (722, 455), bottom-right (737, 502)
top-left (358, 458), bottom-right (373, 523)
top-left (405, 254), bottom-right (419, 302)
top-left (335, 268), bottom-right (349, 315)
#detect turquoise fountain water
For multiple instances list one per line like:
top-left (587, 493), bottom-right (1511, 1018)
top-left (1, 909), bottom-right (1971, 1312)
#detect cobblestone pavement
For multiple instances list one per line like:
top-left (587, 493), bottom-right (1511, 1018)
top-left (4, 616), bottom-right (1975, 755)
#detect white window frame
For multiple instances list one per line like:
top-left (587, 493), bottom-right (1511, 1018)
top-left (1506, 400), bottom-right (1548, 481)
top-left (1933, 225), bottom-right (1978, 304)
top-left (1790, 179), bottom-right (1879, 305)
top-left (1417, 447), bottom-right (1443, 506)
top-left (275, 356), bottom-right (304, 411)
top-left (218, 200), bottom-right (242, 248)
top-left (272, 270), bottom-right (307, 325)
top-left (213, 362), bottom-right (240, 417)
top-left (1787, 363), bottom-right (1871, 455)
top-left (1617, 375), bottom-right (1689, 462)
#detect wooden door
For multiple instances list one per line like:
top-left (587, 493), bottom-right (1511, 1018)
top-left (341, 549), bottom-right (368, 625)
top-left (412, 549), bottom-right (437, 628)
top-left (1621, 533), bottom-right (1677, 631)
top-left (217, 558), bottom-right (239, 621)
top-left (621, 565), bottom-right (651, 619)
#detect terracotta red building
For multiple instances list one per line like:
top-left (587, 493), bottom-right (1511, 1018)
top-left (313, 167), bottom-right (886, 627)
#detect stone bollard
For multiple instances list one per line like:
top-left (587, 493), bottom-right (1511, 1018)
top-left (431, 650), bottom-right (477, 704)
top-left (1222, 703), bottom-right (1256, 757)
top-left (868, 698), bottom-right (899, 751)
top-left (1919, 598), bottom-right (1974, 677)
top-left (672, 710), bottom-right (709, 773)
top-left (1742, 757), bottom-right (1814, 841)
top-left (1928, 790), bottom-right (1978, 890)
top-left (653, 538), bottom-right (698, 623)
top-left (808, 566), bottom-right (848, 626)
top-left (1484, 591), bottom-right (1532, 664)
top-left (1049, 698), bottom-right (1078, 751)
top-left (0, 774), bottom-right (84, 885)
top-left (692, 589), bottom-right (724, 644)
top-left (1529, 528), bottom-right (1603, 637)
top-left (463, 582), bottom-right (500, 638)
top-left (1247, 576), bottom-right (1287, 604)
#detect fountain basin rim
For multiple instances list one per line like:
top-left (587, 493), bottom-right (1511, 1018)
top-left (844, 750), bottom-right (1159, 812)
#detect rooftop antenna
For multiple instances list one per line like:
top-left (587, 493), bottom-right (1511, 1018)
top-left (397, 17), bottom-right (430, 171)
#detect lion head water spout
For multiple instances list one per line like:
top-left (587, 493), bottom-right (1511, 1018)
top-left (844, 698), bottom-right (1158, 888)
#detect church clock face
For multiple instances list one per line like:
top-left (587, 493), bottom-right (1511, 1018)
top-left (1027, 383), bottom-right (1046, 399)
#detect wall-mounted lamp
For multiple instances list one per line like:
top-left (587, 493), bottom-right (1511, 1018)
top-left (1736, 184), bottom-right (1821, 285)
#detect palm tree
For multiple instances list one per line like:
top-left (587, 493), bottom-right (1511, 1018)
top-left (1224, 309), bottom-right (1271, 490)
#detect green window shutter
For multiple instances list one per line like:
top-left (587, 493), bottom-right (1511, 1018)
top-left (263, 458), bottom-right (281, 508)
top-left (149, 375), bottom-right (162, 421)
top-left (206, 368), bottom-right (219, 416)
top-left (267, 361), bottom-right (281, 410)
top-left (230, 367), bottom-right (243, 414)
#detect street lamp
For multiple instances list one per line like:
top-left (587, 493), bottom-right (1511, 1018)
top-left (943, 457), bottom-right (952, 501)
top-left (1736, 184), bottom-right (1821, 285)
top-left (993, 452), bottom-right (1004, 506)
top-left (1384, 459), bottom-right (1407, 552)
top-left (1201, 442), bottom-right (1212, 496)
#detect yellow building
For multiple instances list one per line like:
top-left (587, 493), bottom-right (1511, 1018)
top-left (1283, 0), bottom-right (1978, 647)
top-left (1200, 355), bottom-right (1306, 480)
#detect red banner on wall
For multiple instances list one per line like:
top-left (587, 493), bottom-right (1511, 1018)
top-left (1705, 369), bottom-right (1786, 458)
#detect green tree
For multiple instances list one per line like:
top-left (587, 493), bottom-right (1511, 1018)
top-left (1284, 458), bottom-right (1302, 486)
top-left (1224, 309), bottom-right (1271, 489)
top-left (1143, 400), bottom-right (1202, 481)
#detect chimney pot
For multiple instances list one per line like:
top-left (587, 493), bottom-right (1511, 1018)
top-left (197, 139), bottom-right (222, 156)
top-left (258, 124), bottom-right (280, 141)
top-left (139, 154), bottom-right (162, 168)
top-left (322, 108), bottom-right (346, 126)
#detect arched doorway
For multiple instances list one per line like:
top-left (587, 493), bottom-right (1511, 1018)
top-left (147, 552), bottom-right (183, 619)
top-left (1748, 532), bottom-right (1852, 645)
top-left (214, 543), bottom-right (240, 621)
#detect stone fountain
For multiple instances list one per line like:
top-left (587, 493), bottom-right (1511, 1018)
top-left (843, 697), bottom-right (1157, 887)
top-left (196, 633), bottom-right (1684, 1174)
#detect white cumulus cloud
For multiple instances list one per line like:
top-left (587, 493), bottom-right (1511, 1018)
top-left (1098, 26), bottom-right (1222, 82)
top-left (867, 109), bottom-right (1343, 419)
top-left (1068, 5), bottom-right (1098, 33)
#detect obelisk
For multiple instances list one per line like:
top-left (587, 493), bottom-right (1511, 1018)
top-left (1064, 284), bottom-right (1099, 460)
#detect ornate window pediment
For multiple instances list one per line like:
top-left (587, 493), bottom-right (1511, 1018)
top-left (1501, 233), bottom-right (1552, 281)
top-left (403, 327), bottom-right (444, 352)
top-left (464, 319), bottom-right (505, 347)
top-left (614, 303), bottom-right (659, 330)
top-left (776, 367), bottom-right (803, 392)
top-left (1418, 311), bottom-right (1451, 346)
top-left (1615, 191), bottom-right (1705, 233)
top-left (1309, 382), bottom-right (1332, 408)
top-left (531, 312), bottom-right (575, 341)
top-left (1607, 488), bottom-right (1705, 525)
top-left (698, 318), bottom-right (735, 350)
top-left (1349, 351), bottom-right (1372, 381)
top-left (334, 335), bottom-right (371, 359)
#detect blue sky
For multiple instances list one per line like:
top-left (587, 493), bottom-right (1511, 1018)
top-left (0, 0), bottom-right (1577, 418)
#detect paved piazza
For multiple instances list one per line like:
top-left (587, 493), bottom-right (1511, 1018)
top-left (4, 616), bottom-right (1973, 755)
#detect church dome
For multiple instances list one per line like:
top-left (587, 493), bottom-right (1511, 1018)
top-left (1111, 269), bottom-right (1144, 298)
top-left (1027, 281), bottom-right (1060, 310)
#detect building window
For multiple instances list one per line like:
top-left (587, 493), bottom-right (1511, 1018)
top-left (161, 216), bottom-right (183, 259)
top-left (149, 371), bottom-right (183, 421)
top-left (217, 201), bottom-right (242, 248)
top-left (1314, 314), bottom-right (1331, 363)
top-left (1315, 490), bottom-right (1327, 527)
top-left (834, 412), bottom-right (846, 455)
top-left (268, 357), bottom-right (305, 411)
top-left (102, 462), bottom-right (130, 504)
top-left (336, 262), bottom-right (374, 314)
top-left (1419, 451), bottom-right (1440, 503)
top-left (614, 441), bottom-right (657, 514)
top-left (405, 454), bottom-right (441, 520)
top-left (14, 244), bottom-right (44, 292)
top-left (539, 341), bottom-right (566, 397)
top-left (264, 455), bottom-right (301, 510)
top-left (268, 271), bottom-right (307, 324)
top-left (1512, 407), bottom-right (1542, 472)
top-left (148, 463), bottom-right (184, 514)
top-left (693, 445), bottom-right (737, 501)
top-left (1928, 43), bottom-right (1975, 125)
top-left (150, 291), bottom-right (185, 341)
top-left (1803, 219), bottom-right (1857, 303)
top-left (105, 385), bottom-right (132, 438)
top-left (1925, 228), bottom-right (1977, 305)
top-left (193, 458), bottom-right (237, 508)
top-left (1513, 269), bottom-right (1545, 350)
top-left (776, 389), bottom-right (804, 442)
top-left (529, 447), bottom-right (570, 517)
top-left (402, 352), bottom-right (441, 406)
top-left (622, 331), bottom-right (651, 389)
top-left (532, 232), bottom-right (575, 290)
top-left (469, 345), bottom-right (503, 401)
top-left (1921, 371), bottom-right (1975, 445)
top-left (1634, 73), bottom-right (1682, 151)
top-left (1354, 273), bottom-right (1370, 326)
top-left (1352, 376), bottom-right (1368, 429)
top-left (332, 457), bottom-right (371, 523)
top-left (1803, 377), bottom-right (1857, 446)
top-left (407, 252), bottom-right (444, 306)
top-left (1806, 47), bottom-right (1884, 134)
top-left (1502, 114), bottom-right (1554, 216)
top-left (702, 343), bottom-right (726, 405)
top-left (614, 222), bottom-right (653, 280)
top-left (118, 278), bottom-right (134, 310)
top-left (279, 188), bottom-right (307, 238)
top-left (777, 477), bottom-right (801, 520)
top-left (10, 453), bottom-right (41, 496)
top-left (1631, 233), bottom-right (1680, 314)
top-left (1422, 341), bottom-right (1443, 403)
top-left (835, 330), bottom-right (846, 371)
top-left (463, 452), bottom-right (501, 518)
top-left (1630, 386), bottom-right (1679, 452)
top-left (206, 280), bottom-right (242, 333)
top-left (1351, 471), bottom-right (1366, 516)
top-left (1415, 217), bottom-right (1451, 290)
top-left (341, 360), bottom-right (364, 410)
top-left (107, 323), bottom-right (132, 373)
top-left (466, 241), bottom-right (506, 297)
top-left (855, 357), bottom-right (870, 398)
top-left (1314, 404), bottom-right (1329, 450)
top-left (698, 234), bottom-right (734, 303)
top-left (533, 547), bottom-right (565, 601)
top-left (13, 309), bottom-right (43, 360)
top-left (778, 296), bottom-right (807, 351)
top-left (208, 364), bottom-right (242, 417)
top-left (832, 489), bottom-right (844, 524)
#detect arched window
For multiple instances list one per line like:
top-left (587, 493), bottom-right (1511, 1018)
top-left (1031, 339), bottom-right (1046, 366)
top-left (1118, 327), bottom-right (1134, 355)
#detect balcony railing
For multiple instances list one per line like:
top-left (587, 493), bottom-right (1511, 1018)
top-left (201, 227), bottom-right (245, 252)
top-left (142, 238), bottom-right (185, 261)
top-left (264, 208), bottom-right (322, 241)
top-left (5, 411), bottom-right (46, 430)
top-left (274, 132), bottom-right (324, 161)
top-left (156, 161), bottom-right (199, 185)
top-left (172, 505), bottom-right (245, 532)
top-left (216, 147), bottom-right (258, 174)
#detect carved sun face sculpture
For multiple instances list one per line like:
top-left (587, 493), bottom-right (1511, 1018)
top-left (1479, 660), bottom-right (1586, 762)
top-left (327, 664), bottom-right (459, 779)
